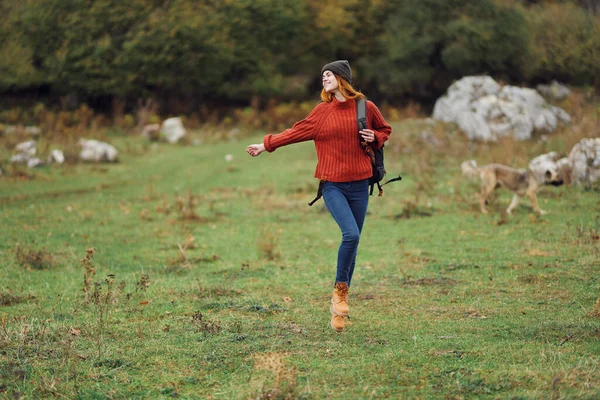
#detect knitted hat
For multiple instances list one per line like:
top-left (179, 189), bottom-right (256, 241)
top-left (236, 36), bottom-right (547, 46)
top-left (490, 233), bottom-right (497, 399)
top-left (321, 60), bottom-right (352, 83)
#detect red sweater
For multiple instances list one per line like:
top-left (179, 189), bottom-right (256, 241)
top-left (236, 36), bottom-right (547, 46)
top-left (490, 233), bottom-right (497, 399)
top-left (263, 98), bottom-right (392, 182)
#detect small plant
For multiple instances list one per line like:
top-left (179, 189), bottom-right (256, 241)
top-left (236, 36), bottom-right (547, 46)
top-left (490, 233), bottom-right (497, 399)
top-left (0, 291), bottom-right (36, 306)
top-left (191, 311), bottom-right (221, 335)
top-left (14, 244), bottom-right (56, 270)
top-left (591, 294), bottom-right (600, 317)
top-left (572, 217), bottom-right (600, 246)
top-left (81, 248), bottom-right (96, 306)
top-left (134, 98), bottom-right (159, 133)
top-left (394, 199), bottom-right (433, 219)
top-left (136, 274), bottom-right (150, 294)
top-left (253, 352), bottom-right (299, 400)
top-left (257, 225), bottom-right (281, 260)
top-left (87, 272), bottom-right (117, 356)
top-left (162, 190), bottom-right (215, 222)
top-left (166, 236), bottom-right (220, 273)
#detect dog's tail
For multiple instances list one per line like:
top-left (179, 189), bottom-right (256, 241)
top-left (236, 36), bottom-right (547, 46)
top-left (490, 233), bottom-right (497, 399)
top-left (461, 160), bottom-right (480, 180)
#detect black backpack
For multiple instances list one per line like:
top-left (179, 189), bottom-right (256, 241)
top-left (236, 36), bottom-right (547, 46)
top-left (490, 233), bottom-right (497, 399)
top-left (308, 98), bottom-right (401, 206)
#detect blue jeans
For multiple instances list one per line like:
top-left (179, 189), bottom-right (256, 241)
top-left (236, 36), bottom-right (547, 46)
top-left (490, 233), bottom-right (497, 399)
top-left (322, 179), bottom-right (369, 287)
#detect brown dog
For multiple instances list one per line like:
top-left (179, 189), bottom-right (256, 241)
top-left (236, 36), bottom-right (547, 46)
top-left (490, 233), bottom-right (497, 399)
top-left (461, 153), bottom-right (564, 215)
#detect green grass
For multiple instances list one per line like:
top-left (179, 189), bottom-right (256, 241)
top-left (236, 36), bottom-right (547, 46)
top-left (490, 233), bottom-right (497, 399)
top-left (0, 123), bottom-right (599, 399)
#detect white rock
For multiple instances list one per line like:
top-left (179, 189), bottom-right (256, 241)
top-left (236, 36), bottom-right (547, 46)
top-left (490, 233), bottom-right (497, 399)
top-left (456, 110), bottom-right (491, 141)
top-left (11, 153), bottom-right (29, 163)
top-left (15, 140), bottom-right (36, 157)
top-left (24, 126), bottom-right (42, 136)
top-left (433, 76), bottom-right (570, 141)
top-left (568, 138), bottom-right (600, 186)
top-left (160, 117), bottom-right (187, 143)
top-left (499, 86), bottom-right (564, 134)
top-left (47, 149), bottom-right (65, 164)
top-left (27, 157), bottom-right (44, 168)
top-left (551, 106), bottom-right (571, 124)
top-left (78, 139), bottom-right (119, 162)
top-left (433, 76), bottom-right (501, 123)
top-left (536, 81), bottom-right (571, 100)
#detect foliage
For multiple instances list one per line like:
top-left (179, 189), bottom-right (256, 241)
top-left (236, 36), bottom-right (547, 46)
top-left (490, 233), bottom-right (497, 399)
top-left (0, 0), bottom-right (598, 112)
top-left (524, 2), bottom-right (600, 86)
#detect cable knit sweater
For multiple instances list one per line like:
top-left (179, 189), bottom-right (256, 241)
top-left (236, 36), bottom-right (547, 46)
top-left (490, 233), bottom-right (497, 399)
top-left (263, 98), bottom-right (392, 182)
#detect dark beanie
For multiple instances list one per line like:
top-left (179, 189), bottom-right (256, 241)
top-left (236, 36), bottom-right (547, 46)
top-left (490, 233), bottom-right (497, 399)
top-left (321, 60), bottom-right (352, 83)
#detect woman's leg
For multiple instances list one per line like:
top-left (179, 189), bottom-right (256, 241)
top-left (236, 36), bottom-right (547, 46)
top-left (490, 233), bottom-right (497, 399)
top-left (322, 180), bottom-right (369, 285)
top-left (345, 181), bottom-right (369, 286)
top-left (323, 182), bottom-right (360, 285)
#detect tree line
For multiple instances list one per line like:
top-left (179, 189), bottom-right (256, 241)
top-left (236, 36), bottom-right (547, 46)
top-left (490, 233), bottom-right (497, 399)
top-left (1, 0), bottom-right (598, 113)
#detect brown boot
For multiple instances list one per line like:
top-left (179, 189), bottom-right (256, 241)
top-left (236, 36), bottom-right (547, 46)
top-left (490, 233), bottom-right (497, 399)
top-left (331, 282), bottom-right (349, 317)
top-left (330, 305), bottom-right (345, 332)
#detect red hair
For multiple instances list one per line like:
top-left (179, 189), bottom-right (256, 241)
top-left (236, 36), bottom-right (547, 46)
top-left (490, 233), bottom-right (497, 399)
top-left (320, 76), bottom-right (366, 103)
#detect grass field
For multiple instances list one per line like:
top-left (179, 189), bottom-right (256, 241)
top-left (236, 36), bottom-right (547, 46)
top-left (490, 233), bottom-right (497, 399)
top-left (1, 116), bottom-right (599, 399)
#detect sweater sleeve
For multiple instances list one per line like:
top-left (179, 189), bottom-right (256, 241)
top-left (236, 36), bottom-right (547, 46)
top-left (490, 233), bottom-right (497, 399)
top-left (367, 100), bottom-right (392, 150)
top-left (263, 103), bottom-right (325, 152)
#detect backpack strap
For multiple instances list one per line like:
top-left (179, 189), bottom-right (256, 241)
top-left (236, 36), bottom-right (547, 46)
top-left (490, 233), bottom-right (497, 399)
top-left (359, 98), bottom-right (378, 196)
top-left (356, 98), bottom-right (367, 131)
top-left (308, 180), bottom-right (326, 206)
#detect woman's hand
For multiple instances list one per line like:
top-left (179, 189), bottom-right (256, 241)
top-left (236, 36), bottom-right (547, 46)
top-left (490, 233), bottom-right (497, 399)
top-left (246, 143), bottom-right (266, 157)
top-left (360, 129), bottom-right (376, 143)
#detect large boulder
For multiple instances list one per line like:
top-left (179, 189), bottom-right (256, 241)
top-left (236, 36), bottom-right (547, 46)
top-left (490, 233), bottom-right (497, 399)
top-left (567, 138), bottom-right (600, 187)
top-left (160, 117), bottom-right (187, 143)
top-left (79, 139), bottom-right (119, 162)
top-left (433, 76), bottom-right (501, 124)
top-left (433, 76), bottom-right (570, 141)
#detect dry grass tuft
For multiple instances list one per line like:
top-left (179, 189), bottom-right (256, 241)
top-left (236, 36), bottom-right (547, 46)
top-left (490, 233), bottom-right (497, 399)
top-left (402, 277), bottom-right (457, 286)
top-left (591, 295), bottom-right (600, 317)
top-left (81, 248), bottom-right (96, 306)
top-left (14, 244), bottom-right (57, 270)
top-left (394, 199), bottom-right (434, 219)
top-left (257, 225), bottom-right (281, 260)
top-left (191, 311), bottom-right (222, 334)
top-left (253, 352), bottom-right (298, 400)
top-left (0, 291), bottom-right (36, 306)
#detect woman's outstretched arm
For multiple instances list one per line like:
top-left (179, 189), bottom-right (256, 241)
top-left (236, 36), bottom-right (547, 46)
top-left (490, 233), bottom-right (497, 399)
top-left (246, 102), bottom-right (326, 156)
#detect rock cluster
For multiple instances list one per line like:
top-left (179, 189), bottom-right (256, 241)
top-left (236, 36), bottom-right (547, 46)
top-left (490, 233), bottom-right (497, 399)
top-left (433, 76), bottom-right (570, 141)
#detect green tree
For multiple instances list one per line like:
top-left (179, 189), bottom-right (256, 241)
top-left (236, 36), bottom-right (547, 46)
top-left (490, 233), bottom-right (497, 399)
top-left (0, 1), bottom-right (37, 90)
top-left (525, 3), bottom-right (600, 86)
top-left (357, 0), bottom-right (531, 100)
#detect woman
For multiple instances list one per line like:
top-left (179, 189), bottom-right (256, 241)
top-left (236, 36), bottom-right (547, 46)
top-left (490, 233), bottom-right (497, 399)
top-left (246, 60), bottom-right (392, 332)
